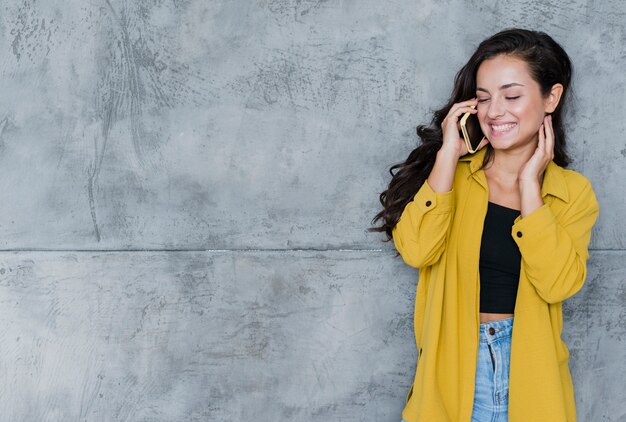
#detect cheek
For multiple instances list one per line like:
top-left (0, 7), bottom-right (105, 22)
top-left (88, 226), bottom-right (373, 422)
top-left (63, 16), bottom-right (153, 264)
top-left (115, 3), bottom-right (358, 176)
top-left (476, 107), bottom-right (487, 122)
top-left (476, 103), bottom-right (545, 135)
top-left (476, 110), bottom-right (490, 135)
top-left (521, 110), bottom-right (545, 131)
top-left (476, 109), bottom-right (490, 130)
top-left (510, 102), bottom-right (546, 131)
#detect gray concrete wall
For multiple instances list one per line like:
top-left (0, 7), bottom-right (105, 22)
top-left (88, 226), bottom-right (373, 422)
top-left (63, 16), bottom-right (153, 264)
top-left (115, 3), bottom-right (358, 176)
top-left (0, 0), bottom-right (623, 421)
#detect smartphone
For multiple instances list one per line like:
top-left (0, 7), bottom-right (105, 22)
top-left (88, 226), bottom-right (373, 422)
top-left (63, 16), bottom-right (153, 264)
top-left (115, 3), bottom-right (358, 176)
top-left (459, 105), bottom-right (484, 154)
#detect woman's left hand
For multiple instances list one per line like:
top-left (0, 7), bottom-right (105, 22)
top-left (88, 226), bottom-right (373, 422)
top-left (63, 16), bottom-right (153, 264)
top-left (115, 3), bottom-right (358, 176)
top-left (518, 114), bottom-right (554, 184)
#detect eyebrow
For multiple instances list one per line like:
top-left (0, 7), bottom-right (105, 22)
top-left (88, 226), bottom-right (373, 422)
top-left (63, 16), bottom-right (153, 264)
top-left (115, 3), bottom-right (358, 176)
top-left (476, 83), bottom-right (525, 93)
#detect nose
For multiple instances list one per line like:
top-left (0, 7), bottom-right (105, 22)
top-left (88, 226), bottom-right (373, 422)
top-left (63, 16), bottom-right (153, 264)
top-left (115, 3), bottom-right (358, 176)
top-left (486, 97), bottom-right (506, 119)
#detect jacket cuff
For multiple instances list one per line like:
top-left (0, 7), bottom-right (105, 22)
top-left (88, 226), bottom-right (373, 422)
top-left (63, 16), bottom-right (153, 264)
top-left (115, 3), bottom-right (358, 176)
top-left (511, 203), bottom-right (555, 244)
top-left (413, 179), bottom-right (455, 214)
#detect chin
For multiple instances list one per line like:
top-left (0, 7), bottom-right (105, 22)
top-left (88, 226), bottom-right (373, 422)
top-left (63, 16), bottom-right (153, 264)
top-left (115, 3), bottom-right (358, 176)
top-left (495, 139), bottom-right (539, 153)
top-left (486, 138), bottom-right (519, 150)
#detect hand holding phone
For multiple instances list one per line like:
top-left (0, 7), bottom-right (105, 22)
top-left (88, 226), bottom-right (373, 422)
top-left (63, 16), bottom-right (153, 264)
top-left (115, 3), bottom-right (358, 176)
top-left (459, 104), bottom-right (486, 154)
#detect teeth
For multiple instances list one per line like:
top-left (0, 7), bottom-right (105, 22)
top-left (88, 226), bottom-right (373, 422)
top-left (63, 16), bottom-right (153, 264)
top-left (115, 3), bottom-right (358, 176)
top-left (491, 123), bottom-right (516, 131)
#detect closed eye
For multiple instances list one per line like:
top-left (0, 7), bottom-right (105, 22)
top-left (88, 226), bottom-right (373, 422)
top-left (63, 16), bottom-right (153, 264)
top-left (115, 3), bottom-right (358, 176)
top-left (506, 96), bottom-right (521, 100)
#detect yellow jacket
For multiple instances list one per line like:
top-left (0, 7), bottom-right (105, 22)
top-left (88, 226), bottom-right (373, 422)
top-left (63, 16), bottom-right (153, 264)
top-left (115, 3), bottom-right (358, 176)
top-left (392, 147), bottom-right (600, 422)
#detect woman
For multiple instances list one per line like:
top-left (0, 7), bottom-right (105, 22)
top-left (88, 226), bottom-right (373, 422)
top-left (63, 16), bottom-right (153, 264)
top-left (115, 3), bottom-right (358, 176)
top-left (370, 29), bottom-right (600, 421)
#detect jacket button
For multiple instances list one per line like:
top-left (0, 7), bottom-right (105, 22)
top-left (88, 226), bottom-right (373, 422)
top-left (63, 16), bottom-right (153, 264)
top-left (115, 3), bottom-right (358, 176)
top-left (489, 327), bottom-right (496, 335)
top-left (516, 231), bottom-right (522, 238)
top-left (425, 200), bottom-right (432, 207)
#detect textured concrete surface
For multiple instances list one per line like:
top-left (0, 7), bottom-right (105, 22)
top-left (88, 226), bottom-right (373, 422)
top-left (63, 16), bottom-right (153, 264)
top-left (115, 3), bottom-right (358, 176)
top-left (0, 0), bottom-right (624, 421)
top-left (0, 252), bottom-right (622, 421)
top-left (565, 252), bottom-right (626, 421)
top-left (0, 251), bottom-right (416, 421)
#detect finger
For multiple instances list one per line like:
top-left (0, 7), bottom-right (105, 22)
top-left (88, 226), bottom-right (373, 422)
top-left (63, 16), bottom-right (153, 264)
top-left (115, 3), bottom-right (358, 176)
top-left (446, 106), bottom-right (478, 132)
top-left (450, 105), bottom-right (478, 122)
top-left (449, 99), bottom-right (479, 117)
top-left (456, 98), bottom-right (479, 108)
top-left (545, 115), bottom-right (555, 158)
top-left (456, 105), bottom-right (479, 116)
top-left (538, 123), bottom-right (546, 152)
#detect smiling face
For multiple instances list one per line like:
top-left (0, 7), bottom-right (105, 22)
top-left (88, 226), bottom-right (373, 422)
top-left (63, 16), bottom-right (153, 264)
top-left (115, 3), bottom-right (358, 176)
top-left (475, 54), bottom-right (560, 151)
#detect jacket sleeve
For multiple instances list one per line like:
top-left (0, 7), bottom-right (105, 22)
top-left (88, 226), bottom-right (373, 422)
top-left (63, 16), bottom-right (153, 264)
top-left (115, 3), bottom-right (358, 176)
top-left (392, 179), bottom-right (455, 269)
top-left (511, 181), bottom-right (600, 304)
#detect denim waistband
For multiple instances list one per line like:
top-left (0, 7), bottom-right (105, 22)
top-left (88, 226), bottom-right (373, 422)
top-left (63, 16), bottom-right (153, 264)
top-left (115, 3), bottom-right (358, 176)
top-left (479, 316), bottom-right (514, 342)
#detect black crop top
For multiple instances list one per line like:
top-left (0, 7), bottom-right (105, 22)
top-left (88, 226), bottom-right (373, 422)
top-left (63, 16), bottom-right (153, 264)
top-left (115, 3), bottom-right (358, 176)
top-left (479, 201), bottom-right (522, 314)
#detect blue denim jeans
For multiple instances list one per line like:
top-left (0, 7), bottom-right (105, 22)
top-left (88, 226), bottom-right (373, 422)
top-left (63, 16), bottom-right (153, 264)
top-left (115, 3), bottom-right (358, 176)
top-left (470, 316), bottom-right (513, 421)
top-left (401, 317), bottom-right (513, 422)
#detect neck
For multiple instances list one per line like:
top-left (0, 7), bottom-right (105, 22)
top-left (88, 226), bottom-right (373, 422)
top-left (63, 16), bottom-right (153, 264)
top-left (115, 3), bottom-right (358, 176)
top-left (486, 141), bottom-right (538, 185)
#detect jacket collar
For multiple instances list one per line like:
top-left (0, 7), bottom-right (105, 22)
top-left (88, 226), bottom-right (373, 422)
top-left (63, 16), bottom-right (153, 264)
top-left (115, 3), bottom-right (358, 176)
top-left (459, 147), bottom-right (570, 203)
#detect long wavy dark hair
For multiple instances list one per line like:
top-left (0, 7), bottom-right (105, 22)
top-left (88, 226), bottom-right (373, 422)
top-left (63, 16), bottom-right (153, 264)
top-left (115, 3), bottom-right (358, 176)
top-left (369, 28), bottom-right (573, 243)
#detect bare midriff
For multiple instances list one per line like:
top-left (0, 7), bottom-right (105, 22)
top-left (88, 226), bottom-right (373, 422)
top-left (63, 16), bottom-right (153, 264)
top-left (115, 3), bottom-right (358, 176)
top-left (480, 312), bottom-right (514, 323)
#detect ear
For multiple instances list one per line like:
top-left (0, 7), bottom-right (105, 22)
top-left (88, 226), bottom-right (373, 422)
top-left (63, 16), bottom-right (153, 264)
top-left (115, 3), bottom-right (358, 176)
top-left (544, 83), bottom-right (564, 114)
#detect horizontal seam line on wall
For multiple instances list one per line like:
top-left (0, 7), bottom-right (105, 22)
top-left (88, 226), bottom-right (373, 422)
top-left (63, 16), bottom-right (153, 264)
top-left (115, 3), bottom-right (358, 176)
top-left (0, 248), bottom-right (619, 252)
top-left (0, 248), bottom-right (387, 252)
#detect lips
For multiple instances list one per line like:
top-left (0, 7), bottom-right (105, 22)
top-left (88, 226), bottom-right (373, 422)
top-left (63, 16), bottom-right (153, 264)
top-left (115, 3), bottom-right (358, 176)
top-left (489, 122), bottom-right (517, 135)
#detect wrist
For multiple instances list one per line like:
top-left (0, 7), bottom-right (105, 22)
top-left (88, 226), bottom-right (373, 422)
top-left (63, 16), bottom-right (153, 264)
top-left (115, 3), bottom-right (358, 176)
top-left (518, 178), bottom-right (541, 193)
top-left (437, 146), bottom-right (461, 162)
top-left (518, 180), bottom-right (543, 218)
